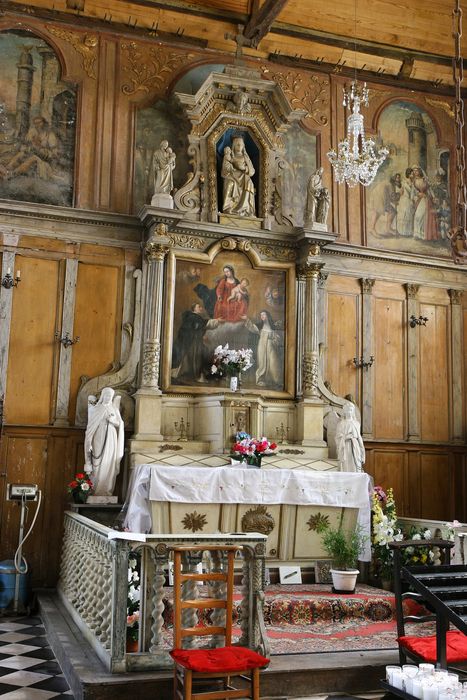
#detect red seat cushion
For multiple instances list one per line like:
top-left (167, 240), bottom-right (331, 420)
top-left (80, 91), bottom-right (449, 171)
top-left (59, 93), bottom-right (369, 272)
top-left (170, 646), bottom-right (270, 673)
top-left (398, 631), bottom-right (467, 663)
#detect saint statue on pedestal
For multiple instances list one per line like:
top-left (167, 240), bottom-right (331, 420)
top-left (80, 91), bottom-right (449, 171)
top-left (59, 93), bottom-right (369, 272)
top-left (221, 136), bottom-right (256, 217)
top-left (84, 387), bottom-right (125, 497)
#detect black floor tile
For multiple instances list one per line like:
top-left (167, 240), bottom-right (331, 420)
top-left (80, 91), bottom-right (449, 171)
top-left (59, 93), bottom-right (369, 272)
top-left (16, 626), bottom-right (46, 635)
top-left (32, 674), bottom-right (71, 692)
top-left (24, 647), bottom-right (56, 660)
top-left (0, 668), bottom-right (16, 677)
top-left (16, 636), bottom-right (50, 647)
top-left (30, 660), bottom-right (62, 675)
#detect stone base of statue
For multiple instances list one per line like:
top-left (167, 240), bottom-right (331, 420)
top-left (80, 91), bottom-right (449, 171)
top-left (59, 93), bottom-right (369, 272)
top-left (219, 213), bottom-right (262, 229)
top-left (87, 495), bottom-right (118, 504)
top-left (150, 193), bottom-right (174, 209)
top-left (303, 221), bottom-right (328, 232)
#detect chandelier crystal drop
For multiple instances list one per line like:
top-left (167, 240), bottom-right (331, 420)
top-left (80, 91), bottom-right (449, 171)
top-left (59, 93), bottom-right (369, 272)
top-left (327, 80), bottom-right (388, 187)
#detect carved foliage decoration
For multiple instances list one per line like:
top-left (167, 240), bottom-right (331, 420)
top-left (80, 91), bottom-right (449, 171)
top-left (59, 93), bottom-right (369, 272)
top-left (306, 512), bottom-right (330, 533)
top-left (241, 506), bottom-right (275, 535)
top-left (47, 26), bottom-right (98, 79)
top-left (120, 42), bottom-right (194, 96)
top-left (261, 67), bottom-right (329, 127)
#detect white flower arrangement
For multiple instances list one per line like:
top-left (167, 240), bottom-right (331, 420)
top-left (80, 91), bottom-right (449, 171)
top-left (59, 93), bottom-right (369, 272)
top-left (210, 344), bottom-right (253, 377)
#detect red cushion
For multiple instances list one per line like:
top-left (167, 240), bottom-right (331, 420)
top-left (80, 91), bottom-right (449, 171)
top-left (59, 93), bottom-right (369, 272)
top-left (398, 631), bottom-right (467, 663)
top-left (170, 646), bottom-right (270, 672)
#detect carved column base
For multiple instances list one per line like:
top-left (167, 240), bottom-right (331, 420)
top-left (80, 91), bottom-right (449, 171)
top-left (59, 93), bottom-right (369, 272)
top-left (133, 388), bottom-right (163, 440)
top-left (295, 399), bottom-right (327, 448)
top-left (150, 193), bottom-right (174, 209)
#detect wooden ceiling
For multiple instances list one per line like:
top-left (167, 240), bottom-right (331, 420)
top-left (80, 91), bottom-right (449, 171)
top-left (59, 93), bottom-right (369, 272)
top-left (5, 0), bottom-right (466, 88)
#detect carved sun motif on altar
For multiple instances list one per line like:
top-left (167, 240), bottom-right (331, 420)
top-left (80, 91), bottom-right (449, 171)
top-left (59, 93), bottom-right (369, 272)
top-left (181, 510), bottom-right (208, 533)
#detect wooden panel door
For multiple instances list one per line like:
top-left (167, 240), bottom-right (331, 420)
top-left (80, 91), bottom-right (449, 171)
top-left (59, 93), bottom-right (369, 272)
top-left (5, 256), bottom-right (61, 425)
top-left (419, 302), bottom-right (449, 442)
top-left (373, 296), bottom-right (405, 439)
top-left (419, 452), bottom-right (453, 520)
top-left (69, 262), bottom-right (122, 423)
top-left (325, 276), bottom-right (360, 400)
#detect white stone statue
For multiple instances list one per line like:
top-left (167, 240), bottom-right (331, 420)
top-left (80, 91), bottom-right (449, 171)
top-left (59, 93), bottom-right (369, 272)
top-left (84, 387), bottom-right (125, 497)
top-left (335, 402), bottom-right (365, 472)
top-left (221, 135), bottom-right (256, 217)
top-left (151, 139), bottom-right (176, 208)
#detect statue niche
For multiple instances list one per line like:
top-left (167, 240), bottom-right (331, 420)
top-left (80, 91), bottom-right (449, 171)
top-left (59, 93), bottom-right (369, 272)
top-left (217, 130), bottom-right (259, 220)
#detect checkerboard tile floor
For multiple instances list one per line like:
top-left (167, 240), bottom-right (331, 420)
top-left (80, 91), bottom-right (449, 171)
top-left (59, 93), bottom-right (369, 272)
top-left (0, 615), bottom-right (73, 698)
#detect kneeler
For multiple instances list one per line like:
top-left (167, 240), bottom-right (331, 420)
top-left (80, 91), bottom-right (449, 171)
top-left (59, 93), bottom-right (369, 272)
top-left (170, 545), bottom-right (269, 700)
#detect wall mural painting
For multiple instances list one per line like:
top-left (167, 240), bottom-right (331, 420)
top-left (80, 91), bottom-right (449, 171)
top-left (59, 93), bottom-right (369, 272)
top-left (0, 30), bottom-right (77, 206)
top-left (134, 95), bottom-right (190, 212)
top-left (366, 101), bottom-right (451, 257)
top-left (170, 252), bottom-right (286, 393)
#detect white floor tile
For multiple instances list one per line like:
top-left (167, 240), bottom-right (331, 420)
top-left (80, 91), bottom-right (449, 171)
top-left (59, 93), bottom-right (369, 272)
top-left (0, 689), bottom-right (59, 699)
top-left (0, 643), bottom-right (41, 655)
top-left (0, 670), bottom-right (52, 686)
top-left (0, 632), bottom-right (38, 643)
top-left (0, 655), bottom-right (49, 670)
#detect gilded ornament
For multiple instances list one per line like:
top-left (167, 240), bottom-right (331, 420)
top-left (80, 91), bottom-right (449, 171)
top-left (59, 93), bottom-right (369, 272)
top-left (306, 512), bottom-right (330, 533)
top-left (47, 27), bottom-right (98, 79)
top-left (256, 244), bottom-right (296, 261)
top-left (182, 511), bottom-right (208, 533)
top-left (241, 506), bottom-right (275, 536)
top-left (261, 67), bottom-right (329, 127)
top-left (120, 42), bottom-right (194, 96)
top-left (360, 278), bottom-right (375, 294)
top-left (425, 97), bottom-right (455, 119)
top-left (168, 234), bottom-right (205, 249)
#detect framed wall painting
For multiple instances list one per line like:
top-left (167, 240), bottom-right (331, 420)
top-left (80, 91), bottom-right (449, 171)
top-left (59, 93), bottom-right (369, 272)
top-left (162, 248), bottom-right (296, 397)
top-left (366, 100), bottom-right (451, 258)
top-left (0, 29), bottom-right (77, 206)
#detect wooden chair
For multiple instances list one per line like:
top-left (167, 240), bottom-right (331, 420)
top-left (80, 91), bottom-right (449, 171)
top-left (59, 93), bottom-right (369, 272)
top-left (170, 545), bottom-right (269, 700)
top-left (390, 539), bottom-right (467, 673)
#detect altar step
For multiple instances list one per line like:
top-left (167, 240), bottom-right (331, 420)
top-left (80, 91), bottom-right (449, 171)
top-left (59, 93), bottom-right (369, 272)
top-left (38, 592), bottom-right (398, 700)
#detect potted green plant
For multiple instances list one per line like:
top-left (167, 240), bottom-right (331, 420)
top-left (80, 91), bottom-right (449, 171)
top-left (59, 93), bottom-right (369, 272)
top-left (321, 520), bottom-right (367, 593)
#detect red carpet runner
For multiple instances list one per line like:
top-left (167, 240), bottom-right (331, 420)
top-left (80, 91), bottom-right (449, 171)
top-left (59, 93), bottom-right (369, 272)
top-left (163, 583), bottom-right (435, 655)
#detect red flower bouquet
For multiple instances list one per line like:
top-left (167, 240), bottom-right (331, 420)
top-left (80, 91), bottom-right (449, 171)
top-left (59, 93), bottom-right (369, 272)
top-left (67, 472), bottom-right (93, 503)
top-left (231, 433), bottom-right (277, 468)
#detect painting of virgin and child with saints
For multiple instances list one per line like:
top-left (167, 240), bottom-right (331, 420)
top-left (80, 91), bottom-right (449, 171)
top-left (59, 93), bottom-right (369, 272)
top-left (170, 254), bottom-right (287, 392)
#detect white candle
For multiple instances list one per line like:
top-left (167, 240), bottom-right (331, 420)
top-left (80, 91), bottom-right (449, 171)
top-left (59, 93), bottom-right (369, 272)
top-left (423, 684), bottom-right (439, 700)
top-left (392, 670), bottom-right (404, 690)
top-left (403, 665), bottom-right (420, 678)
top-left (420, 664), bottom-right (435, 674)
top-left (16, 270), bottom-right (20, 279)
top-left (6, 267), bottom-right (11, 275)
top-left (405, 677), bottom-right (414, 694)
top-left (386, 665), bottom-right (401, 683)
top-left (413, 679), bottom-right (424, 698)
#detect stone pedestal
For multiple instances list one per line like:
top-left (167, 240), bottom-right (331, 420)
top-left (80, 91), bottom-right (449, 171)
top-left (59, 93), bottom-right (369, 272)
top-left (87, 495), bottom-right (118, 504)
top-left (150, 193), bottom-right (174, 209)
top-left (133, 388), bottom-right (163, 440)
top-left (295, 399), bottom-right (327, 447)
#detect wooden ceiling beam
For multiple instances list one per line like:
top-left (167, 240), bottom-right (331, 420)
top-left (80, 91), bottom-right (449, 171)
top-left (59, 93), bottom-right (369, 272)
top-left (243, 0), bottom-right (290, 45)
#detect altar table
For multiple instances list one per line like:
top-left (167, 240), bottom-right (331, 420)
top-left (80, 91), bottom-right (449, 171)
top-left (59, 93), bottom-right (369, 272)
top-left (123, 464), bottom-right (372, 563)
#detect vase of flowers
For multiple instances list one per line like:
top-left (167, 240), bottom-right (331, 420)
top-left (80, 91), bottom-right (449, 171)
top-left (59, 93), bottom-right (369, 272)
top-left (67, 472), bottom-right (93, 504)
top-left (126, 552), bottom-right (140, 653)
top-left (371, 486), bottom-right (403, 584)
top-left (210, 344), bottom-right (253, 391)
top-left (231, 433), bottom-right (277, 468)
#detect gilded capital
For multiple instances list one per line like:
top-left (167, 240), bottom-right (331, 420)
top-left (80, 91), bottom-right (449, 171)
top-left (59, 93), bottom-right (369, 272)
top-left (448, 288), bottom-right (463, 305)
top-left (405, 283), bottom-right (420, 299)
top-left (144, 238), bottom-right (171, 262)
top-left (360, 278), bottom-right (375, 294)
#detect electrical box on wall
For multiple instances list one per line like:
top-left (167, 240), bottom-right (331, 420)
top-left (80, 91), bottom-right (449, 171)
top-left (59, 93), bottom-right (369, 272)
top-left (6, 484), bottom-right (39, 501)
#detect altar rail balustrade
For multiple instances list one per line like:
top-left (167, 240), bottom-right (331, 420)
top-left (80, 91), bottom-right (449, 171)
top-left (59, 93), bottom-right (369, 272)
top-left (57, 512), bottom-right (269, 672)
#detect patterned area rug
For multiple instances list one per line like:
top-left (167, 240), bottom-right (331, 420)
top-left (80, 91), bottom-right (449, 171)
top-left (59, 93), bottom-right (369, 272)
top-left (162, 583), bottom-right (434, 655)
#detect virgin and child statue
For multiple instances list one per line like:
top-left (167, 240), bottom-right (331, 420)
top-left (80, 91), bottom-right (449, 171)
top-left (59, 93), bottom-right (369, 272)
top-left (221, 136), bottom-right (256, 218)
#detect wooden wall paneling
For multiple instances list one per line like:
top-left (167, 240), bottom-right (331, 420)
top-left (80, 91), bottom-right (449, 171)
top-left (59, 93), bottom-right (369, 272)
top-left (373, 295), bottom-right (406, 440)
top-left (407, 449), bottom-right (422, 517)
top-left (324, 276), bottom-right (360, 401)
top-left (365, 448), bottom-right (409, 515)
top-left (5, 256), bottom-right (61, 425)
top-left (0, 434), bottom-right (48, 582)
top-left (95, 37), bottom-right (119, 211)
top-left (68, 261), bottom-right (123, 423)
top-left (419, 451), bottom-right (453, 520)
top-left (419, 301), bottom-right (450, 442)
top-left (463, 305), bottom-right (467, 441)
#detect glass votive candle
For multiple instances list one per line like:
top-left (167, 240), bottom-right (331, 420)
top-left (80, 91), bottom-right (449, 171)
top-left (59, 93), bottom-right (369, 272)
top-left (405, 677), bottom-right (415, 694)
top-left (404, 665), bottom-right (420, 678)
top-left (420, 664), bottom-right (436, 675)
top-left (439, 691), bottom-right (452, 700)
top-left (386, 665), bottom-right (401, 683)
top-left (423, 683), bottom-right (439, 700)
top-left (413, 679), bottom-right (424, 699)
top-left (447, 674), bottom-right (460, 687)
top-left (392, 670), bottom-right (404, 690)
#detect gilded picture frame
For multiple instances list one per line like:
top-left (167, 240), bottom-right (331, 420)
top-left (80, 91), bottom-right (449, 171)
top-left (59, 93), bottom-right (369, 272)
top-left (161, 242), bottom-right (296, 398)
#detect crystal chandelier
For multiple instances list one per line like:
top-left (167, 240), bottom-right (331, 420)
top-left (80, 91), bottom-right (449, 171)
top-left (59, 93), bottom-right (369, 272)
top-left (327, 80), bottom-right (388, 187)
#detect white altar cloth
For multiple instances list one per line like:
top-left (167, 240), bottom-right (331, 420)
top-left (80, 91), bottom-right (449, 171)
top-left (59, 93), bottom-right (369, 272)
top-left (123, 464), bottom-right (372, 560)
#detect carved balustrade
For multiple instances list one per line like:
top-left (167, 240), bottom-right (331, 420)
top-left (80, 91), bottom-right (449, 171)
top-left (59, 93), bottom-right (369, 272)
top-left (58, 512), bottom-right (269, 672)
